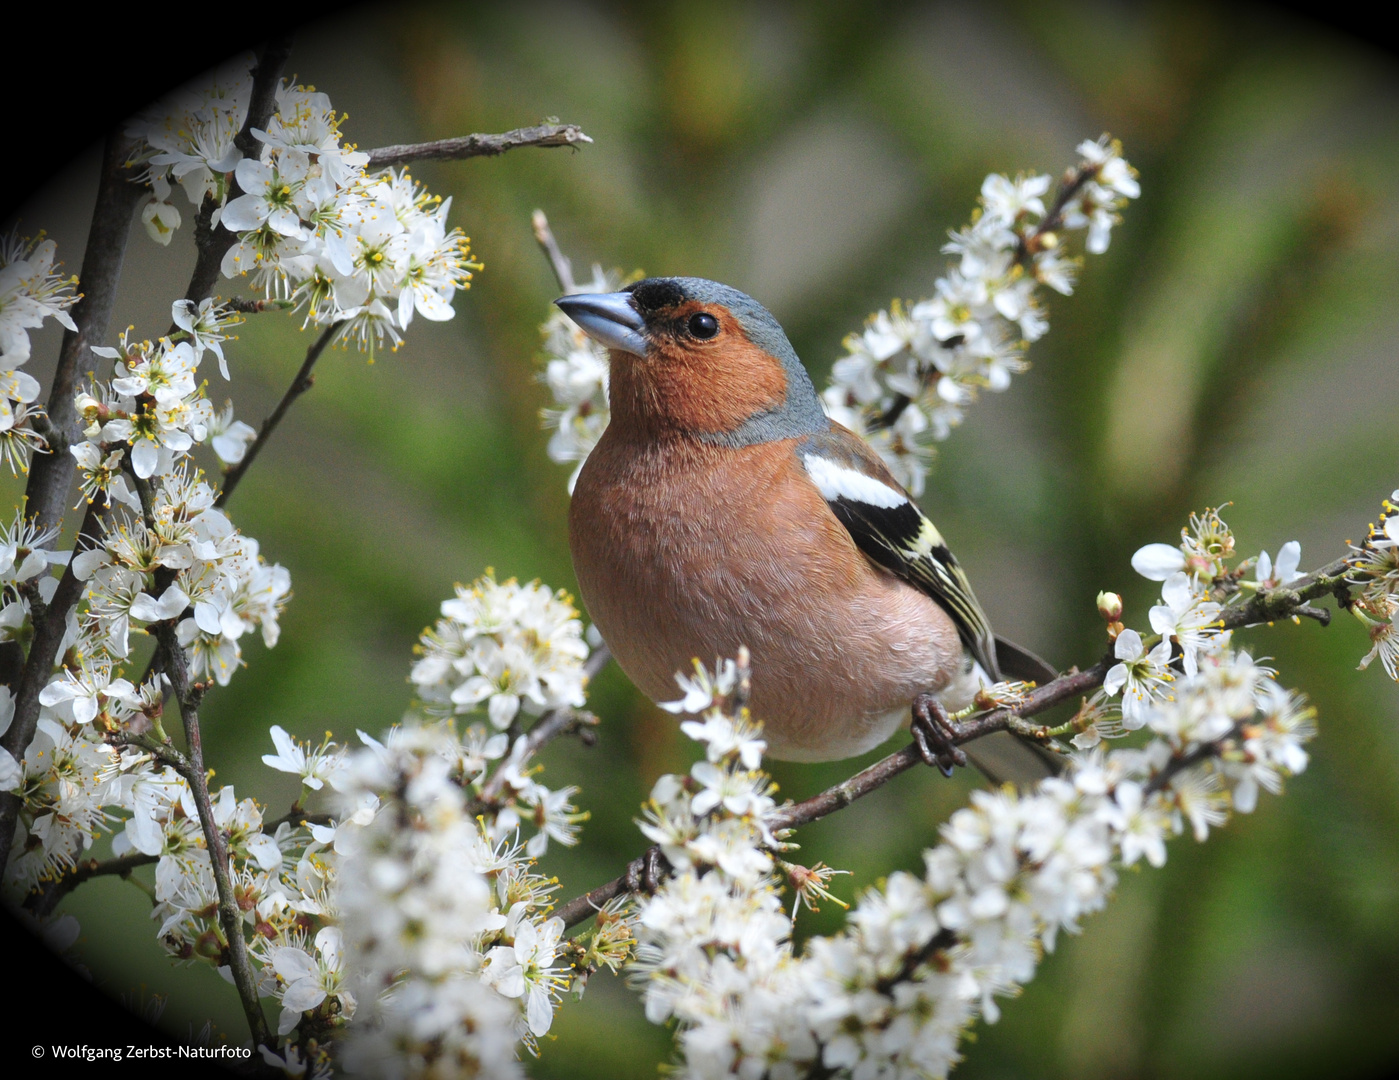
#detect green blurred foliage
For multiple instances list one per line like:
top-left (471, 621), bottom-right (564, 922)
top-left (6, 1), bottom-right (1399, 1076)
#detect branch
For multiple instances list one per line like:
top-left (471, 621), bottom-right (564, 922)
top-left (532, 209), bottom-right (579, 293)
top-left (22, 134), bottom-right (144, 539)
top-left (26, 852), bottom-right (159, 919)
top-left (180, 38), bottom-right (293, 309)
top-left (556, 555), bottom-right (1357, 931)
top-left (0, 495), bottom-right (109, 870)
top-left (215, 321), bottom-right (339, 508)
top-left (153, 623), bottom-right (273, 1050)
top-left (367, 123), bottom-right (592, 169)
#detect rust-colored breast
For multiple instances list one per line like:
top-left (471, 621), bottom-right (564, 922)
top-left (569, 433), bottom-right (963, 761)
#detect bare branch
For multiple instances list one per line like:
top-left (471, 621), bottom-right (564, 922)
top-left (368, 123), bottom-right (592, 169)
top-left (532, 209), bottom-right (579, 293)
top-left (216, 321), bottom-right (339, 507)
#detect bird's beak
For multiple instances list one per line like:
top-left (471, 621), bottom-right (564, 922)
top-left (554, 292), bottom-right (648, 357)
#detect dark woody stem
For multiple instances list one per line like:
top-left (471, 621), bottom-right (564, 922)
top-left (150, 626), bottom-right (274, 1049)
top-left (21, 136), bottom-right (143, 539)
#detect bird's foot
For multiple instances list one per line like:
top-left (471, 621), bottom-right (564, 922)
top-left (624, 846), bottom-right (671, 895)
top-left (912, 693), bottom-right (969, 778)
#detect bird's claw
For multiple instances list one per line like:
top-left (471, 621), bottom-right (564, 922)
top-left (624, 846), bottom-right (671, 895)
top-left (912, 693), bottom-right (968, 777)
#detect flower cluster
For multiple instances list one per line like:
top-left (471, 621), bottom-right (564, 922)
top-left (334, 723), bottom-right (525, 1079)
top-left (536, 139), bottom-right (1138, 497)
top-left (0, 229), bottom-right (79, 473)
top-left (62, 457), bottom-right (291, 687)
top-left (127, 64), bottom-right (481, 354)
top-left (2, 699), bottom-right (360, 1050)
top-left (822, 137), bottom-right (1139, 495)
top-left (627, 641), bottom-right (1314, 1080)
top-left (410, 571), bottom-right (589, 733)
top-left (332, 706), bottom-right (611, 1064)
top-left (1349, 489), bottom-right (1399, 681)
top-left (1074, 506), bottom-right (1297, 747)
top-left (629, 660), bottom-right (827, 1077)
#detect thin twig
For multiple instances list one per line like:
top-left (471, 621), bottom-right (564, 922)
top-left (556, 555), bottom-right (1357, 931)
top-left (216, 322), bottom-right (339, 508)
top-left (554, 659), bottom-right (1109, 930)
top-left (0, 495), bottom-right (109, 870)
top-left (368, 123), bottom-right (592, 169)
top-left (26, 852), bottom-right (159, 919)
top-left (532, 210), bottom-right (579, 293)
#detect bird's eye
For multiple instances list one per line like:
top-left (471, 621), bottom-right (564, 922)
top-left (688, 312), bottom-right (719, 339)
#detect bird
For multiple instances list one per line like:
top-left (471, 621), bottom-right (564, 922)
top-left (556, 276), bottom-right (1059, 781)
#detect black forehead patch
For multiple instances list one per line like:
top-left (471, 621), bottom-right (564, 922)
top-left (626, 278), bottom-right (687, 312)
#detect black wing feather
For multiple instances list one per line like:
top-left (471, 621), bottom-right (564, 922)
top-left (824, 495), bottom-right (1002, 681)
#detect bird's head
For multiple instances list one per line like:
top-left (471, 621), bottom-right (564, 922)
top-left (555, 277), bottom-right (827, 445)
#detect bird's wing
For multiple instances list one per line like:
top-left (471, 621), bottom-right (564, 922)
top-left (797, 425), bottom-right (1001, 681)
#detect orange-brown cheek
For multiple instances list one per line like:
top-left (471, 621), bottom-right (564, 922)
top-left (643, 307), bottom-right (789, 434)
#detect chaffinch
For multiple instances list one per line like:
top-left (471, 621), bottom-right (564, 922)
top-left (556, 277), bottom-right (1058, 781)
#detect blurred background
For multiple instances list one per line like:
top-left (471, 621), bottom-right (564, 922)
top-left (5, 2), bottom-right (1399, 1077)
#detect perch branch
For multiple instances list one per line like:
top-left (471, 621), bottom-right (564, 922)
top-left (555, 554), bottom-right (1355, 930)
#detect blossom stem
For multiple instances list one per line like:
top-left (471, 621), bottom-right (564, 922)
top-left (0, 495), bottom-right (110, 871)
top-left (1015, 162), bottom-right (1096, 263)
top-left (215, 321), bottom-right (340, 508)
top-left (473, 644), bottom-right (612, 811)
top-left (367, 123), bottom-right (592, 169)
top-left (1142, 726), bottom-right (1241, 798)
